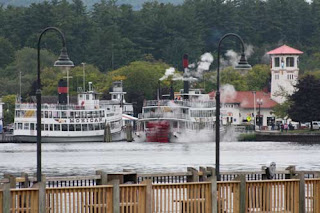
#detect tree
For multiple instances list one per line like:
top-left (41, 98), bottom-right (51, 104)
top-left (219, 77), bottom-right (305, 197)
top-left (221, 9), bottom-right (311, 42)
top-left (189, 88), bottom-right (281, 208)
top-left (288, 75), bottom-right (320, 127)
top-left (246, 64), bottom-right (270, 91)
top-left (107, 61), bottom-right (169, 115)
top-left (0, 37), bottom-right (14, 69)
top-left (2, 94), bottom-right (16, 125)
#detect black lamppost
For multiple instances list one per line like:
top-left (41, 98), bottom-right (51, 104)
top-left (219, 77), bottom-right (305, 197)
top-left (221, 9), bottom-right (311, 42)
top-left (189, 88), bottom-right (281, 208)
top-left (216, 33), bottom-right (251, 180)
top-left (37, 27), bottom-right (74, 182)
top-left (257, 98), bottom-right (263, 130)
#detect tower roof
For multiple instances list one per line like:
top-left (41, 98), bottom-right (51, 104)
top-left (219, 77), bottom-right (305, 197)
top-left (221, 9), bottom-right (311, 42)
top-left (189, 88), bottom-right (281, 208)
top-left (267, 45), bottom-right (303, 55)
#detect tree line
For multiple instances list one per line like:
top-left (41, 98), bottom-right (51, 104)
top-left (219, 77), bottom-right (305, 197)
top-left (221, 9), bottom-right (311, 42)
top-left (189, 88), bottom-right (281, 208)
top-left (1, 0), bottom-right (320, 123)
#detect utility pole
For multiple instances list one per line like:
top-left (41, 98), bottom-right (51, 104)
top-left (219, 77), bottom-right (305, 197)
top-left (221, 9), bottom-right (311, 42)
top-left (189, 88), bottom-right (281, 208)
top-left (252, 91), bottom-right (256, 130)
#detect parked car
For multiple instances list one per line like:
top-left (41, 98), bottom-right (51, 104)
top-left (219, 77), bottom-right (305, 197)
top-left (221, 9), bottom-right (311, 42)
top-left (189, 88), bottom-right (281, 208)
top-left (311, 121), bottom-right (320, 130)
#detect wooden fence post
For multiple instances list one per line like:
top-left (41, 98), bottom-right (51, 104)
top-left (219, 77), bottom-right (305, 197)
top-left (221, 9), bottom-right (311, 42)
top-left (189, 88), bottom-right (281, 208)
top-left (20, 172), bottom-right (29, 188)
top-left (199, 167), bottom-right (207, 182)
top-left (285, 166), bottom-right (296, 179)
top-left (4, 174), bottom-right (16, 189)
top-left (96, 170), bottom-right (108, 185)
top-left (141, 179), bottom-right (152, 213)
top-left (210, 171), bottom-right (217, 213)
top-left (32, 175), bottom-right (46, 213)
top-left (298, 173), bottom-right (305, 213)
top-left (2, 183), bottom-right (10, 213)
top-left (239, 174), bottom-right (246, 213)
top-left (187, 167), bottom-right (199, 182)
top-left (108, 179), bottom-right (120, 213)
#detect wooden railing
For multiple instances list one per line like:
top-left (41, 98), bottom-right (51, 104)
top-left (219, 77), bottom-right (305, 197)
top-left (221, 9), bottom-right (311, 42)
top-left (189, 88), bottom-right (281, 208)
top-left (152, 182), bottom-right (212, 213)
top-left (305, 178), bottom-right (320, 213)
top-left (246, 179), bottom-right (300, 213)
top-left (46, 185), bottom-right (113, 213)
top-left (217, 181), bottom-right (240, 213)
top-left (10, 188), bottom-right (39, 213)
top-left (120, 184), bottom-right (146, 213)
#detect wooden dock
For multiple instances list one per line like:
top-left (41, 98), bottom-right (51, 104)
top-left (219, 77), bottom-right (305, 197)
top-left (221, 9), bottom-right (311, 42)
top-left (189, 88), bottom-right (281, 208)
top-left (0, 167), bottom-right (319, 212)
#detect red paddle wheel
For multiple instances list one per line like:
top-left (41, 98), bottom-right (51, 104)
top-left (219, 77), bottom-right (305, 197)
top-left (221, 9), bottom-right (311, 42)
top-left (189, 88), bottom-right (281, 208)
top-left (146, 121), bottom-right (170, 143)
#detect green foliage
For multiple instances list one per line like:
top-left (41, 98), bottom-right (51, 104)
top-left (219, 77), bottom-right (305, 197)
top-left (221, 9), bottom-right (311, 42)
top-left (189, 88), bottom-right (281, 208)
top-left (0, 37), bottom-right (14, 69)
top-left (246, 65), bottom-right (270, 91)
top-left (288, 75), bottom-right (320, 123)
top-left (107, 61), bottom-right (169, 113)
top-left (2, 94), bottom-right (16, 124)
top-left (272, 101), bottom-right (291, 119)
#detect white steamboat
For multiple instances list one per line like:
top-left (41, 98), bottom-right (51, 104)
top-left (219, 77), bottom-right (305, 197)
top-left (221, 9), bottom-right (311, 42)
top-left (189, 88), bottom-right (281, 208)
top-left (13, 82), bottom-right (122, 142)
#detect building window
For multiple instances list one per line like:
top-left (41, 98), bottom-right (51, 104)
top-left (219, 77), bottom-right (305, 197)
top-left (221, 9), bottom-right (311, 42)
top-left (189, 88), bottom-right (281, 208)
top-left (287, 74), bottom-right (294, 80)
top-left (274, 57), bottom-right (280, 67)
top-left (286, 57), bottom-right (294, 67)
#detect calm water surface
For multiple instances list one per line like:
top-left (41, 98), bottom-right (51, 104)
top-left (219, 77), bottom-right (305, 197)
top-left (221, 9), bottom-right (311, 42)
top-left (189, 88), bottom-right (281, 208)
top-left (0, 141), bottom-right (319, 177)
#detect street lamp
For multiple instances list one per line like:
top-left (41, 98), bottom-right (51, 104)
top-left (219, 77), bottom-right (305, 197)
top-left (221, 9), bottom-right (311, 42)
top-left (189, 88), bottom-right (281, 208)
top-left (37, 27), bottom-right (74, 182)
top-left (216, 33), bottom-right (251, 181)
top-left (257, 98), bottom-right (263, 130)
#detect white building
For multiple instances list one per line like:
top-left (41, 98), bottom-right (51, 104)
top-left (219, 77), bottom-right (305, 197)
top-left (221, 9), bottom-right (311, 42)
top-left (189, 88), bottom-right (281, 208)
top-left (209, 91), bottom-right (277, 128)
top-left (0, 98), bottom-right (3, 119)
top-left (267, 45), bottom-right (303, 104)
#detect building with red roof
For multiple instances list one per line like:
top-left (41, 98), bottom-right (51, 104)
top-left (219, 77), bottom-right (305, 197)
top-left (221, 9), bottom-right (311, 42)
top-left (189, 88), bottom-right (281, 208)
top-left (209, 90), bottom-right (277, 127)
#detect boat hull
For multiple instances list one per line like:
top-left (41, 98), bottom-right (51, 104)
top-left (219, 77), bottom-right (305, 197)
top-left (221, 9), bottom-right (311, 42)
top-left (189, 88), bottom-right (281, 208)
top-left (13, 131), bottom-right (123, 143)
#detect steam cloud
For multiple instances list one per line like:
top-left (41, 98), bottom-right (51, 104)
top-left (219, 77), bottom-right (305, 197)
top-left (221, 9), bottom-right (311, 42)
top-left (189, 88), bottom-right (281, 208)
top-left (220, 44), bottom-right (254, 68)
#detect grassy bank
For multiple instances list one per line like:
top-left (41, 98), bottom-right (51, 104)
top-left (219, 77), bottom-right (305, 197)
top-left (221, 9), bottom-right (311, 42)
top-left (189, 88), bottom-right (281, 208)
top-left (238, 133), bottom-right (256, 141)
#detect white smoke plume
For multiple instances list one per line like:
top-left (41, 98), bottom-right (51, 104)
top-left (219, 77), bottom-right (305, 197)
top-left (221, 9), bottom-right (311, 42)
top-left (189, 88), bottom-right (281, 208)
top-left (220, 44), bottom-right (254, 68)
top-left (220, 84), bottom-right (236, 103)
top-left (159, 67), bottom-right (176, 81)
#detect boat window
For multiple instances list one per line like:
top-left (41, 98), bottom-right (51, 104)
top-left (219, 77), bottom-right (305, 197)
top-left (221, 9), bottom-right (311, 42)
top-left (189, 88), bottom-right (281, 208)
top-left (41, 111), bottom-right (44, 118)
top-left (18, 123), bottom-right (22, 130)
top-left (30, 123), bottom-right (35, 130)
top-left (50, 124), bottom-right (53, 131)
top-left (94, 123), bottom-right (99, 130)
top-left (75, 111), bottom-right (80, 118)
top-left (76, 124), bottom-right (81, 131)
top-left (94, 111), bottom-right (99, 118)
top-left (82, 124), bottom-right (88, 131)
top-left (81, 111), bottom-right (85, 118)
top-left (24, 123), bottom-right (29, 130)
top-left (100, 123), bottom-right (105, 129)
top-left (45, 124), bottom-right (49, 131)
top-left (61, 111), bottom-right (67, 118)
top-left (86, 94), bottom-right (89, 100)
top-left (88, 111), bottom-right (93, 118)
top-left (62, 124), bottom-right (68, 131)
top-left (45, 111), bottom-right (48, 118)
top-left (41, 124), bottom-right (44, 131)
top-left (100, 110), bottom-right (105, 117)
top-left (88, 124), bottom-right (94, 131)
top-left (48, 111), bottom-right (52, 118)
top-left (69, 111), bottom-right (75, 118)
top-left (69, 124), bottom-right (75, 131)
top-left (53, 111), bottom-right (60, 119)
top-left (15, 123), bottom-right (17, 130)
top-left (54, 124), bottom-right (60, 131)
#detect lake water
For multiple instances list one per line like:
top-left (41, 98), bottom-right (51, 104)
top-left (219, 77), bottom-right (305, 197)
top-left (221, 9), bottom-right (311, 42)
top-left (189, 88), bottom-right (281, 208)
top-left (0, 141), bottom-right (319, 177)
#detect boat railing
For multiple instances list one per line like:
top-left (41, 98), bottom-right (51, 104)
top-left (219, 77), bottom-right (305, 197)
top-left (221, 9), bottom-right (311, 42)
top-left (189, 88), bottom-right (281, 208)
top-left (138, 112), bottom-right (190, 120)
top-left (144, 100), bottom-right (216, 108)
top-left (15, 103), bottom-right (86, 110)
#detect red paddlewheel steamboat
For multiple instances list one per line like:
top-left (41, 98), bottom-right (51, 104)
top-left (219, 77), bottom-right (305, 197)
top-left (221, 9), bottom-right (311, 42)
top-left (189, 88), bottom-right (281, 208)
top-left (146, 121), bottom-right (170, 143)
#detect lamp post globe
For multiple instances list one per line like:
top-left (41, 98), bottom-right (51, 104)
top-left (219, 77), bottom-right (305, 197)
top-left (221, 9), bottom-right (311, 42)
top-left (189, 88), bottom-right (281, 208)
top-left (37, 27), bottom-right (74, 183)
top-left (216, 33), bottom-right (251, 181)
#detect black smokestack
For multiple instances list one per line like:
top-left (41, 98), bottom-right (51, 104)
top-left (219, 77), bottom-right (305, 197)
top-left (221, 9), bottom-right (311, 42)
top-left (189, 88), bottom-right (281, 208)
top-left (183, 54), bottom-right (189, 99)
top-left (58, 79), bottom-right (67, 104)
top-left (170, 81), bottom-right (174, 100)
